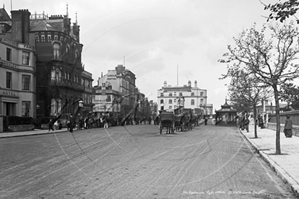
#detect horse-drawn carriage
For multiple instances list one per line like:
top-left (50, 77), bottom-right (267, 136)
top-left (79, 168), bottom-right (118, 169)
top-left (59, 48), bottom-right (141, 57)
top-left (159, 111), bottom-right (175, 134)
top-left (159, 109), bottom-right (198, 134)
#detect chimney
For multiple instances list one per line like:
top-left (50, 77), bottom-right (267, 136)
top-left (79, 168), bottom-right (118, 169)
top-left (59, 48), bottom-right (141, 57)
top-left (164, 81), bottom-right (167, 87)
top-left (194, 80), bottom-right (197, 88)
top-left (188, 80), bottom-right (191, 87)
top-left (101, 72), bottom-right (103, 78)
top-left (72, 23), bottom-right (80, 42)
top-left (11, 9), bottom-right (31, 44)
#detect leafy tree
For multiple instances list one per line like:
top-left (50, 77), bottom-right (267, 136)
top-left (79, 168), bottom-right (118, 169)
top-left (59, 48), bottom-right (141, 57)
top-left (219, 22), bottom-right (299, 154)
top-left (224, 69), bottom-right (271, 138)
top-left (279, 83), bottom-right (299, 110)
top-left (263, 0), bottom-right (299, 24)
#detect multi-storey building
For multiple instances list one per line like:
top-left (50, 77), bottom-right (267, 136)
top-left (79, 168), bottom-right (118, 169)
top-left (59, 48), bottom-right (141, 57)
top-left (93, 65), bottom-right (137, 117)
top-left (0, 9), bottom-right (36, 117)
top-left (30, 11), bottom-right (93, 118)
top-left (157, 80), bottom-right (213, 115)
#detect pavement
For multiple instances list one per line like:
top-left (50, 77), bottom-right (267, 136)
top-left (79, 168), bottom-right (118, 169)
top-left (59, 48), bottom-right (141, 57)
top-left (0, 123), bottom-right (298, 197)
top-left (240, 124), bottom-right (299, 197)
top-left (0, 128), bottom-right (69, 138)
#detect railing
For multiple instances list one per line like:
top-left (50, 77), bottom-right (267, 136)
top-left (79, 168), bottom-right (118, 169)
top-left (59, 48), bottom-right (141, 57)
top-left (50, 77), bottom-right (84, 91)
top-left (268, 110), bottom-right (299, 125)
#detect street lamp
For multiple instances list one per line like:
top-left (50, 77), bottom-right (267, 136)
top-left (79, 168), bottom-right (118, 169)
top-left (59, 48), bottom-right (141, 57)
top-left (79, 99), bottom-right (84, 108)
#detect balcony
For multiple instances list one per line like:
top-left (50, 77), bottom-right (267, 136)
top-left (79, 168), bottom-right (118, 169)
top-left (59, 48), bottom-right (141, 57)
top-left (50, 77), bottom-right (84, 91)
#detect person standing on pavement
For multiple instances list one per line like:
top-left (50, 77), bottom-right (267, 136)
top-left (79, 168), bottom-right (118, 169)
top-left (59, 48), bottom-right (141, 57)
top-left (204, 117), bottom-right (208, 125)
top-left (48, 119), bottom-right (54, 131)
top-left (243, 114), bottom-right (250, 132)
top-left (284, 115), bottom-right (293, 138)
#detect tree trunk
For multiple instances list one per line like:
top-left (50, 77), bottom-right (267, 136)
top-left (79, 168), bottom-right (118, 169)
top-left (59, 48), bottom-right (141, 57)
top-left (274, 85), bottom-right (281, 155)
top-left (253, 104), bottom-right (258, 138)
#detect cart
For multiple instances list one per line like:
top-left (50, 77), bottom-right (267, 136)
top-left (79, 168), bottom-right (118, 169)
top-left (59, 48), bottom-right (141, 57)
top-left (159, 112), bottom-right (175, 134)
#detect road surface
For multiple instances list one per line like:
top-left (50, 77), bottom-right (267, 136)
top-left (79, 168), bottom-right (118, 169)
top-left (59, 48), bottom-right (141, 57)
top-left (0, 123), bottom-right (296, 198)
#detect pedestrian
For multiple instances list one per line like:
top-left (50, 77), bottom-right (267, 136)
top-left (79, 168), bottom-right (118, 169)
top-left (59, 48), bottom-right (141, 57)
top-left (204, 117), bottom-right (208, 125)
top-left (243, 115), bottom-right (250, 132)
top-left (103, 116), bottom-right (108, 128)
top-left (284, 115), bottom-right (293, 138)
top-left (48, 119), bottom-right (54, 131)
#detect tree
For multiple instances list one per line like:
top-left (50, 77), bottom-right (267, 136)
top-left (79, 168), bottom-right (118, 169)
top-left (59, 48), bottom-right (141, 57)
top-left (219, 22), bottom-right (299, 154)
top-left (263, 0), bottom-right (299, 24)
top-left (279, 83), bottom-right (299, 110)
top-left (223, 69), bottom-right (271, 138)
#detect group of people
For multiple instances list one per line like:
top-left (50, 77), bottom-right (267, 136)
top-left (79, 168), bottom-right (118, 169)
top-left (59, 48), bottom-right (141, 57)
top-left (237, 112), bottom-right (294, 138)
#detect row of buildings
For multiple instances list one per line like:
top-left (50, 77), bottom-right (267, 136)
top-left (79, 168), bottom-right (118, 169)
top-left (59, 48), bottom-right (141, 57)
top-left (0, 7), bottom-right (157, 121)
top-left (0, 7), bottom-right (93, 119)
top-left (0, 6), bottom-right (212, 121)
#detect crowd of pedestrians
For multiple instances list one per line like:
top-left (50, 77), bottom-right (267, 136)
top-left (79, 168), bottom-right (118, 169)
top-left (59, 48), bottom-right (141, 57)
top-left (62, 113), bottom-right (156, 132)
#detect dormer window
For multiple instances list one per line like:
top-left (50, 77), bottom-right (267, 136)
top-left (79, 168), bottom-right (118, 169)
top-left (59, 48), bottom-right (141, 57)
top-left (53, 43), bottom-right (61, 59)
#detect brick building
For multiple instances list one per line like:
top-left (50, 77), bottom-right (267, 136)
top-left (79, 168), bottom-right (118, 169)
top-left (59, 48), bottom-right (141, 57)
top-left (30, 11), bottom-right (93, 118)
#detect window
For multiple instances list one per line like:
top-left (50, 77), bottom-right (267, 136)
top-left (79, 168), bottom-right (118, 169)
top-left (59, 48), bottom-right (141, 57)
top-left (22, 51), bottom-right (30, 65)
top-left (22, 101), bottom-right (31, 117)
top-left (6, 48), bottom-right (11, 61)
top-left (169, 93), bottom-right (172, 97)
top-left (22, 75), bottom-right (30, 90)
top-left (53, 43), bottom-right (60, 59)
top-left (48, 35), bottom-right (51, 41)
top-left (200, 92), bottom-right (203, 96)
top-left (191, 99), bottom-right (195, 105)
top-left (6, 72), bottom-right (12, 89)
top-left (179, 92), bottom-right (182, 96)
top-left (174, 92), bottom-right (176, 96)
top-left (200, 99), bottom-right (204, 104)
top-left (191, 92), bottom-right (194, 96)
top-left (169, 99), bottom-right (172, 104)
top-left (174, 99), bottom-right (176, 103)
top-left (160, 93), bottom-right (164, 97)
top-left (169, 106), bottom-right (172, 110)
top-left (54, 35), bottom-right (58, 40)
top-left (160, 99), bottom-right (164, 104)
top-left (41, 35), bottom-right (45, 42)
top-left (35, 35), bottom-right (39, 41)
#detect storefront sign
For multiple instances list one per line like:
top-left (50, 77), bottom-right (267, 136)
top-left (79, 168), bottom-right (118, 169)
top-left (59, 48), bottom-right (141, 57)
top-left (0, 60), bottom-right (18, 69)
top-left (2, 90), bottom-right (17, 97)
top-left (19, 43), bottom-right (35, 51)
top-left (0, 37), bottom-right (18, 47)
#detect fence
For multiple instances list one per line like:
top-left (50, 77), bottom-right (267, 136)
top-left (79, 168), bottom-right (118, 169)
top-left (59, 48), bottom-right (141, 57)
top-left (267, 110), bottom-right (299, 136)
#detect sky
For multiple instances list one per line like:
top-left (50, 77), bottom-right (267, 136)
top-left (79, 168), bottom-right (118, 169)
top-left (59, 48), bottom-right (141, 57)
top-left (6, 0), bottom-right (277, 110)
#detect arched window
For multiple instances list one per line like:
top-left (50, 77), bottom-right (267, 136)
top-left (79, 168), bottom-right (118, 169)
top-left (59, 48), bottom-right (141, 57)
top-left (160, 99), bottom-right (164, 104)
top-left (53, 43), bottom-right (60, 59)
top-left (169, 99), bottom-right (172, 104)
top-left (191, 99), bottom-right (195, 105)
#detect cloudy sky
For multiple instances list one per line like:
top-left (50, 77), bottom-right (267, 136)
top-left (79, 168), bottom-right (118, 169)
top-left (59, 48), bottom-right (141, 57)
top-left (7, 0), bottom-right (275, 110)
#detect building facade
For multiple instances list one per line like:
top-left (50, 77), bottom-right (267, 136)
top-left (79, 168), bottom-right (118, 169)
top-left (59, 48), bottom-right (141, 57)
top-left (30, 11), bottom-right (93, 118)
top-left (0, 9), bottom-right (36, 117)
top-left (157, 80), bottom-right (213, 115)
top-left (94, 65), bottom-right (137, 117)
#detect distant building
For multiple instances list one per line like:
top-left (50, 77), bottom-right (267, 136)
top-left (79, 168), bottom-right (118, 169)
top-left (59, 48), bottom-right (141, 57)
top-left (0, 9), bottom-right (36, 117)
top-left (93, 65), bottom-right (137, 117)
top-left (157, 80), bottom-right (213, 115)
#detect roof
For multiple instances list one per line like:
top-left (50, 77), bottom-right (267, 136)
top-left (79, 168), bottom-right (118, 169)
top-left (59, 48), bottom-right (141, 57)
top-left (0, 8), bottom-right (11, 21)
top-left (30, 20), bottom-right (57, 31)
